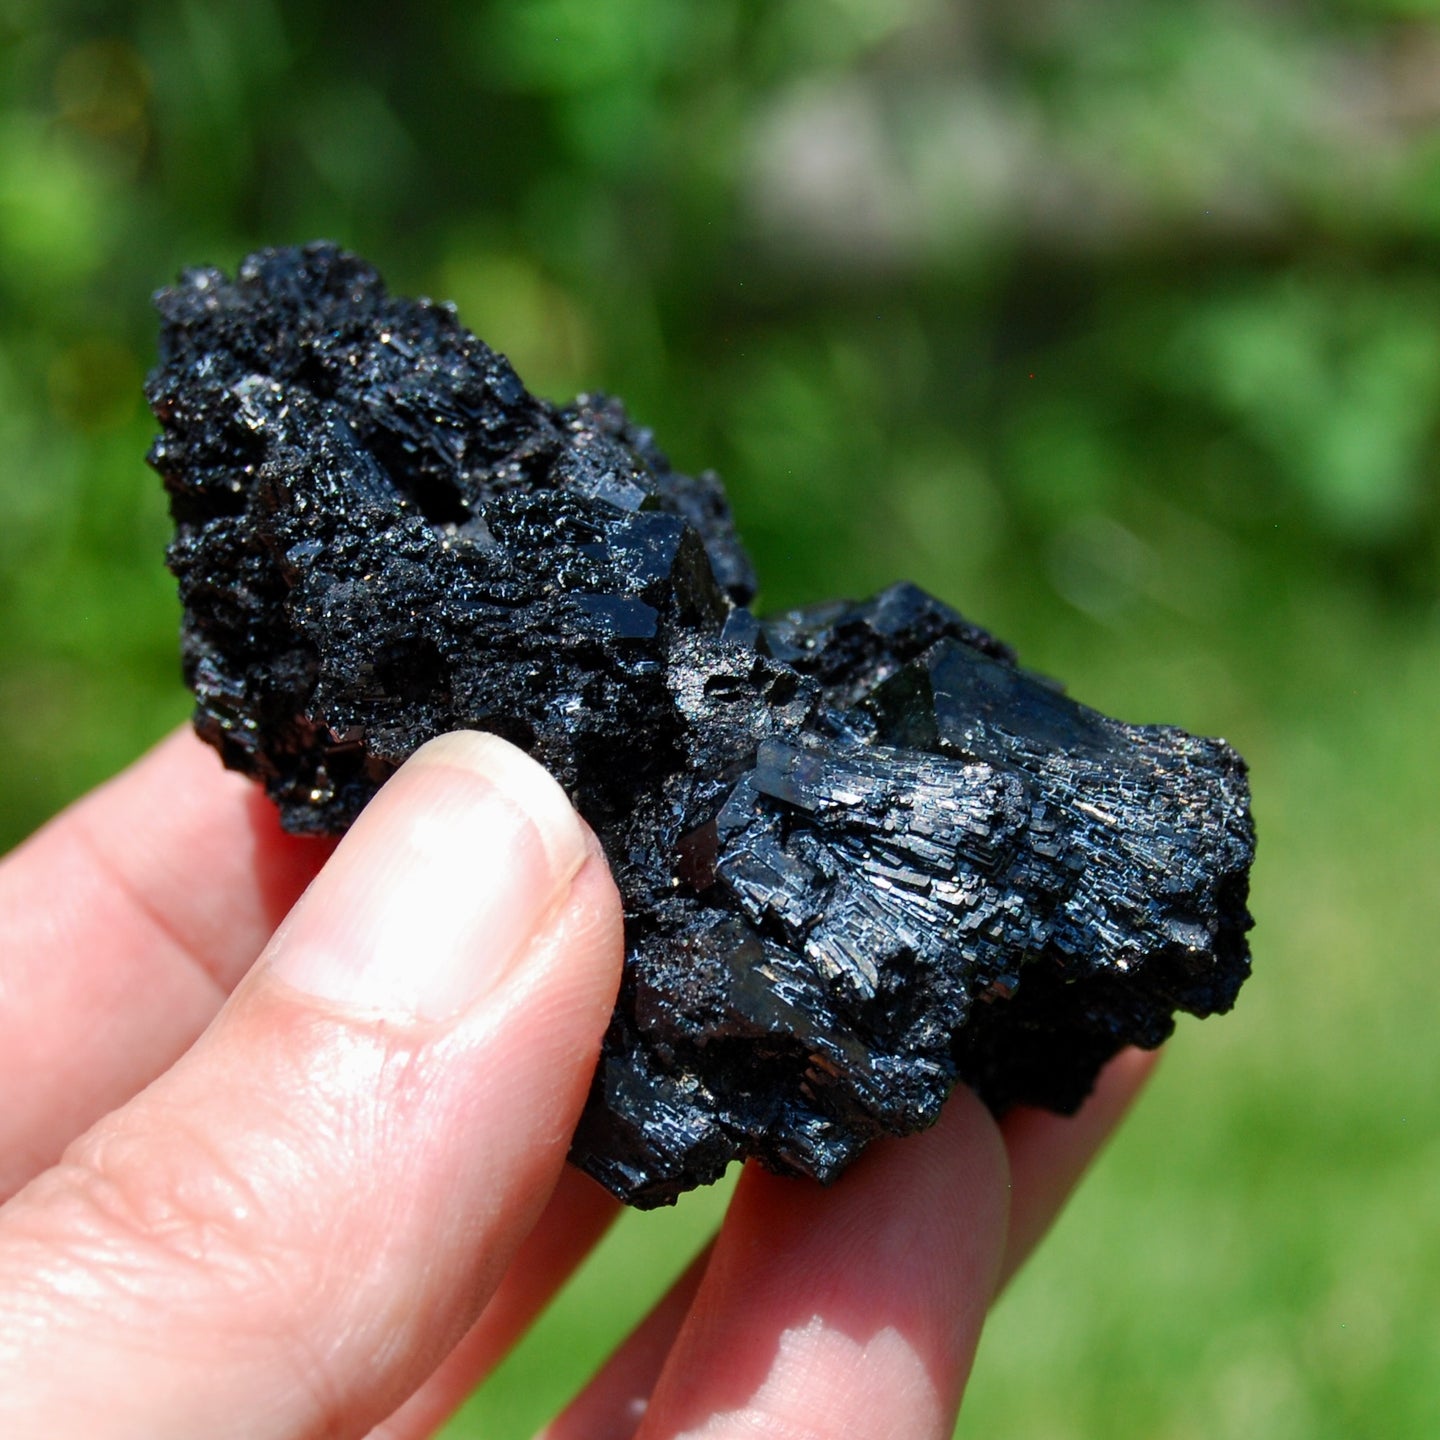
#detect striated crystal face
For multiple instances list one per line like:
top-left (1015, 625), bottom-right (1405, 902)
top-left (148, 243), bottom-right (1255, 1208)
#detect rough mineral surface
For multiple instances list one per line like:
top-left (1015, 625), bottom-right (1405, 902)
top-left (148, 243), bottom-right (1255, 1208)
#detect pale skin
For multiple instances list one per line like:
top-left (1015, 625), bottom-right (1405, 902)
top-left (0, 727), bottom-right (1155, 1439)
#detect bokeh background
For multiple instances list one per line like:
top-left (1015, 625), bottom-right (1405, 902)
top-left (3, 1), bottom-right (1439, 1435)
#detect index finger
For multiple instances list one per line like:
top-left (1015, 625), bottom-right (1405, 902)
top-left (630, 1090), bottom-right (1010, 1440)
top-left (0, 726), bottom-right (332, 1196)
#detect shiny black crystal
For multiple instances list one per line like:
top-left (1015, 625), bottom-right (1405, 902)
top-left (149, 243), bottom-right (1255, 1207)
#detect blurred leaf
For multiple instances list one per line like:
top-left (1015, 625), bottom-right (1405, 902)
top-left (1167, 274), bottom-right (1440, 540)
top-left (477, 0), bottom-right (702, 91)
top-left (0, 115), bottom-right (108, 280)
top-left (297, 81), bottom-right (415, 203)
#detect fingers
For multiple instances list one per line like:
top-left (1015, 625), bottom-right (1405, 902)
top-left (997, 1046), bottom-right (1159, 1290)
top-left (545, 1049), bottom-right (1157, 1440)
top-left (0, 732), bottom-right (624, 1440)
top-left (0, 728), bottom-right (333, 1197)
top-left (367, 1168), bottom-right (619, 1440)
top-left (631, 1090), bottom-right (1009, 1440)
top-left (535, 1246), bottom-right (710, 1440)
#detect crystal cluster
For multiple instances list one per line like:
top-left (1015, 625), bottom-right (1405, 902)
top-left (149, 244), bottom-right (1255, 1207)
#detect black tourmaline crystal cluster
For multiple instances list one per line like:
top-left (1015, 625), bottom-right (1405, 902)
top-left (148, 243), bottom-right (1255, 1207)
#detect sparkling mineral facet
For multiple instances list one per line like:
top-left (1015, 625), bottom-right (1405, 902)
top-left (148, 243), bottom-right (1255, 1207)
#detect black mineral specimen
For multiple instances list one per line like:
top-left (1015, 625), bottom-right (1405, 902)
top-left (148, 243), bottom-right (1255, 1207)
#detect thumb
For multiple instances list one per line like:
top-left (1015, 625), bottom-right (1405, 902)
top-left (0, 732), bottom-right (623, 1440)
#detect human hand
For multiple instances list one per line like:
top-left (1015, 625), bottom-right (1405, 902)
top-left (0, 728), bottom-right (1154, 1439)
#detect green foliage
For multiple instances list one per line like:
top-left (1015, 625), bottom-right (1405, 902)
top-left (1, 2), bottom-right (1437, 1434)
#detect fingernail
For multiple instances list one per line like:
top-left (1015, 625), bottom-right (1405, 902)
top-left (266, 732), bottom-right (591, 1021)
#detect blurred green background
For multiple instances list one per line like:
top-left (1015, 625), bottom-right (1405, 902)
top-left (3, 0), bottom-right (1439, 1434)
